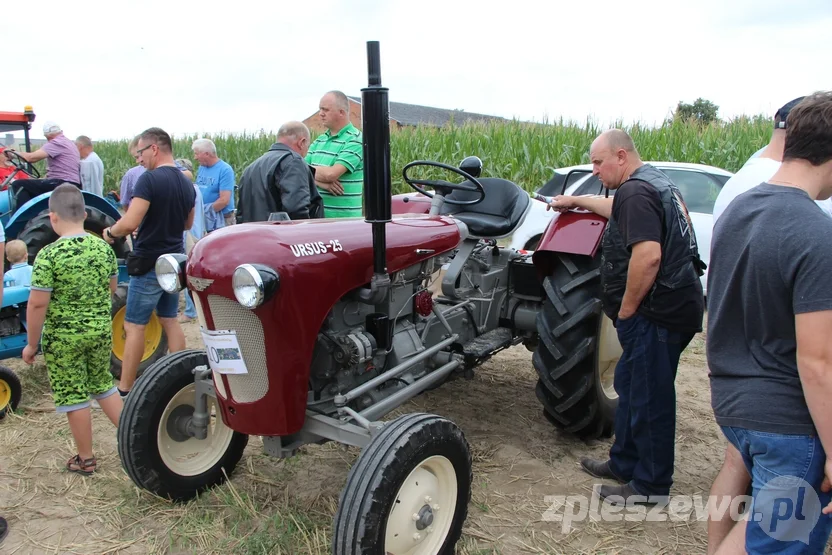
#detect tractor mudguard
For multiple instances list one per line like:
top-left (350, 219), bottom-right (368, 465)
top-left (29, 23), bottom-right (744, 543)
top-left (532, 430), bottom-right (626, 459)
top-left (0, 188), bottom-right (10, 219)
top-left (80, 191), bottom-right (122, 222)
top-left (4, 190), bottom-right (122, 239)
top-left (392, 193), bottom-right (431, 214)
top-left (1, 285), bottom-right (30, 308)
top-left (532, 211), bottom-right (608, 275)
top-left (186, 215), bottom-right (465, 436)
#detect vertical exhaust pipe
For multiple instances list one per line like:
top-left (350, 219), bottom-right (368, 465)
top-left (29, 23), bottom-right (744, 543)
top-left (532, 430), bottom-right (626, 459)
top-left (358, 41), bottom-right (391, 306)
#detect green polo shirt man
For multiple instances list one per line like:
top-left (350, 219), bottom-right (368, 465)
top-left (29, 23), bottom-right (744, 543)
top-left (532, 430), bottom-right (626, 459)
top-left (305, 90), bottom-right (364, 218)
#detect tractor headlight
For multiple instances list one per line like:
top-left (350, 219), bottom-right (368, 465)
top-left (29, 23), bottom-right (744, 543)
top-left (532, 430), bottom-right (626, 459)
top-left (156, 254), bottom-right (187, 294)
top-left (233, 264), bottom-right (279, 309)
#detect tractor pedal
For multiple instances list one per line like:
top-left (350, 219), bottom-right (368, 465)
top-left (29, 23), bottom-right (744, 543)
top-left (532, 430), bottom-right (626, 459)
top-left (461, 327), bottom-right (514, 360)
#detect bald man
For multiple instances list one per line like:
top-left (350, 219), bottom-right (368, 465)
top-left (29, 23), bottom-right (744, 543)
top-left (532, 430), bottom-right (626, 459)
top-left (237, 121), bottom-right (323, 222)
top-left (549, 129), bottom-right (705, 504)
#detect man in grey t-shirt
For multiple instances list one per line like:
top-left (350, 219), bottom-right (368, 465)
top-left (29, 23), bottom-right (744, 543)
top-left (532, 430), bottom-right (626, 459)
top-left (76, 135), bottom-right (104, 196)
top-left (706, 92), bottom-right (832, 554)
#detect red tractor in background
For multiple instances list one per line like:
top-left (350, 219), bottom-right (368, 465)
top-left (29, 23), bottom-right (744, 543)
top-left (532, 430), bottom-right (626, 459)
top-left (118, 42), bottom-right (621, 554)
top-left (0, 107), bottom-right (36, 188)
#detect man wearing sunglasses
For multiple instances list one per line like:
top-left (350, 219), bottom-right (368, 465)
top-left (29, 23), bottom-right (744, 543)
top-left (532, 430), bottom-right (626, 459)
top-left (102, 127), bottom-right (195, 398)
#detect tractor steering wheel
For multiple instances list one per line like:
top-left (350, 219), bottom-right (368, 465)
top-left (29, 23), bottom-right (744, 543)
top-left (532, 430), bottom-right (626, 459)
top-left (4, 150), bottom-right (41, 179)
top-left (402, 160), bottom-right (485, 206)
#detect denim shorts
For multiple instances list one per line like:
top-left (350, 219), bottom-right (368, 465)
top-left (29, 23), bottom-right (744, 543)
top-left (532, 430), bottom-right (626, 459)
top-left (721, 425), bottom-right (832, 554)
top-left (125, 269), bottom-right (179, 324)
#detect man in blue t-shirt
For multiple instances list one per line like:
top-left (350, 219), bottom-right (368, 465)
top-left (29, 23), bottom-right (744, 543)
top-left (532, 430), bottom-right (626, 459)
top-left (192, 138), bottom-right (235, 231)
top-left (103, 127), bottom-right (195, 396)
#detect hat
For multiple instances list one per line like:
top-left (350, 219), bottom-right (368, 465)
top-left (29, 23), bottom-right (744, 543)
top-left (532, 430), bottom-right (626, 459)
top-left (42, 121), bottom-right (62, 135)
top-left (774, 97), bottom-right (806, 130)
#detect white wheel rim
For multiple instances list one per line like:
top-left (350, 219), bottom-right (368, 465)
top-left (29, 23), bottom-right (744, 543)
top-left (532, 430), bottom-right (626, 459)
top-left (157, 384), bottom-right (235, 476)
top-left (384, 455), bottom-right (458, 555)
top-left (597, 315), bottom-right (621, 401)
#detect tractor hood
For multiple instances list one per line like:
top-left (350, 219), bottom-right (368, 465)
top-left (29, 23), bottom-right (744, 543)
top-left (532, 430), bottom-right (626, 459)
top-left (184, 215), bottom-right (466, 435)
top-left (187, 215), bottom-right (466, 302)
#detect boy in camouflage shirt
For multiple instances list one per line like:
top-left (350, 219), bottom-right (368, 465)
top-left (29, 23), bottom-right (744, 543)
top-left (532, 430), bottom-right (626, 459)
top-left (23, 184), bottom-right (123, 475)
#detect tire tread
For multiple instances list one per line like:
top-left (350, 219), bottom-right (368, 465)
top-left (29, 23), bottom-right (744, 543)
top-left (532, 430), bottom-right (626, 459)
top-left (332, 413), bottom-right (472, 555)
top-left (534, 253), bottom-right (616, 439)
top-left (117, 349), bottom-right (248, 501)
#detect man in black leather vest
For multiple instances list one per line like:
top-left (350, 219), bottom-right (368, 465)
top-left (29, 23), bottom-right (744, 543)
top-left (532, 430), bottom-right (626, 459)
top-left (236, 121), bottom-right (324, 223)
top-left (549, 129), bottom-right (704, 504)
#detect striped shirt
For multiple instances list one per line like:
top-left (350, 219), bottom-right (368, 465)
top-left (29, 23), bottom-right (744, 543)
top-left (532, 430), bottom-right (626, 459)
top-left (305, 123), bottom-right (364, 218)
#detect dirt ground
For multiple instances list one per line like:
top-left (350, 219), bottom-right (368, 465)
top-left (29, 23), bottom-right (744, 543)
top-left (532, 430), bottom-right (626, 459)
top-left (0, 317), bottom-right (737, 554)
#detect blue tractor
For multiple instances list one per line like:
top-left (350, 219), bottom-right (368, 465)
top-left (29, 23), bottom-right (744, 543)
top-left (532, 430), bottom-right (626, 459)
top-left (0, 107), bottom-right (168, 394)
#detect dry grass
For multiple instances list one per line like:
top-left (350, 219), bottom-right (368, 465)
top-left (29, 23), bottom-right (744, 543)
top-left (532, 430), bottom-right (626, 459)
top-left (0, 330), bottom-right (728, 554)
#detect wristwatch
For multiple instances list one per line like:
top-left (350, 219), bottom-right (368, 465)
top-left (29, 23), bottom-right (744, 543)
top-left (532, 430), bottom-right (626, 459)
top-left (106, 228), bottom-right (114, 239)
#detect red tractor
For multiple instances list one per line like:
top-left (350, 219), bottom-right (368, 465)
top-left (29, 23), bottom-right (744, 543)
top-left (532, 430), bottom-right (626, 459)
top-left (0, 107), bottom-right (37, 189)
top-left (118, 42), bottom-right (621, 554)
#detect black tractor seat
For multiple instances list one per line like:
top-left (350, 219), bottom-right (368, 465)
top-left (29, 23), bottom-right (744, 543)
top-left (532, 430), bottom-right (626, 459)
top-left (441, 178), bottom-right (531, 238)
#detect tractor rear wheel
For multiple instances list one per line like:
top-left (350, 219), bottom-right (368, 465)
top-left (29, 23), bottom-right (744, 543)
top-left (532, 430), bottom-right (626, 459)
top-left (0, 365), bottom-right (22, 420)
top-left (109, 285), bottom-right (168, 380)
top-left (332, 413), bottom-right (472, 555)
top-left (117, 349), bottom-right (248, 501)
top-left (16, 207), bottom-right (131, 266)
top-left (534, 253), bottom-right (620, 439)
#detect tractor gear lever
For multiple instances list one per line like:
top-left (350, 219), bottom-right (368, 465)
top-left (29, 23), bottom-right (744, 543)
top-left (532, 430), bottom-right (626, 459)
top-left (459, 156), bottom-right (482, 178)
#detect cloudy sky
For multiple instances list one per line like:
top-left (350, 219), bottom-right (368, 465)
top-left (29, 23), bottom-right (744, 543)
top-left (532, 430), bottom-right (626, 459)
top-left (6, 0), bottom-right (831, 141)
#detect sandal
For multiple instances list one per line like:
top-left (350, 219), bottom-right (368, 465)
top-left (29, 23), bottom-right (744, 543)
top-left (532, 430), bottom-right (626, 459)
top-left (66, 454), bottom-right (97, 475)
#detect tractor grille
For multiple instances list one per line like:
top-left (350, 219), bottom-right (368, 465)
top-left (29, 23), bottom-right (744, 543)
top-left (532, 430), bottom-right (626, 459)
top-left (206, 295), bottom-right (269, 403)
top-left (192, 294), bottom-right (226, 399)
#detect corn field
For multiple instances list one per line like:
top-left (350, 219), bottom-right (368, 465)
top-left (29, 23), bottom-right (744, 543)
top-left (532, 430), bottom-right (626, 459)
top-left (93, 116), bottom-right (773, 196)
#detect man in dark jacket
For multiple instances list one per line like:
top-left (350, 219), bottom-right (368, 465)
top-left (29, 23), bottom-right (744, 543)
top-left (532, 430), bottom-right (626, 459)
top-left (237, 121), bottom-right (324, 223)
top-left (549, 129), bottom-right (705, 504)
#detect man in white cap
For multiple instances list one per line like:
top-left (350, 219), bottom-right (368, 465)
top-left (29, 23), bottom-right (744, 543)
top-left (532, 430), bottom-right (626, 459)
top-left (2, 121), bottom-right (81, 206)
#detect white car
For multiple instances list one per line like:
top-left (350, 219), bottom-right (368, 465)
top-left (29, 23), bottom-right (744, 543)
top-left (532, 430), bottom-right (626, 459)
top-left (508, 161), bottom-right (734, 296)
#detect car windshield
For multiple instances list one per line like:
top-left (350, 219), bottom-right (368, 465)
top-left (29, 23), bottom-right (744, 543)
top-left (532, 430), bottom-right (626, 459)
top-left (568, 168), bottom-right (724, 215)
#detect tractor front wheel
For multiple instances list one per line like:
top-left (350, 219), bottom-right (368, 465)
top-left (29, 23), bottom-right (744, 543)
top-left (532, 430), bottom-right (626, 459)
top-left (534, 252), bottom-right (620, 439)
top-left (332, 413), bottom-right (472, 555)
top-left (110, 285), bottom-right (168, 380)
top-left (0, 366), bottom-right (22, 420)
top-left (117, 349), bottom-right (248, 501)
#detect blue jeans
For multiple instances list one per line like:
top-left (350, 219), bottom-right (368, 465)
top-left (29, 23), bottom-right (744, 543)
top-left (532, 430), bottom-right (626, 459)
top-left (125, 270), bottom-right (179, 324)
top-left (183, 290), bottom-right (196, 319)
top-left (721, 426), bottom-right (832, 554)
top-left (608, 313), bottom-right (694, 496)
